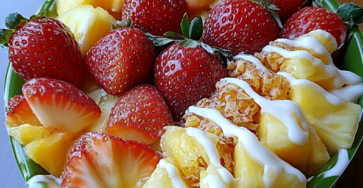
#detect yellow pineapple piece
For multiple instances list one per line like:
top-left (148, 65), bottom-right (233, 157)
top-left (26, 132), bottom-right (75, 177)
top-left (58, 5), bottom-right (116, 57)
top-left (143, 158), bottom-right (190, 188)
top-left (290, 83), bottom-right (361, 155)
top-left (57, 0), bottom-right (123, 16)
top-left (7, 124), bottom-right (61, 146)
top-left (257, 113), bottom-right (330, 177)
top-left (303, 29), bottom-right (338, 54)
top-left (234, 142), bottom-right (305, 188)
top-left (200, 164), bottom-right (238, 188)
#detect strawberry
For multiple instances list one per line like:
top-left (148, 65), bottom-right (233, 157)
top-left (85, 26), bottom-right (157, 95)
top-left (271, 0), bottom-right (307, 23)
top-left (202, 0), bottom-right (279, 55)
top-left (1, 13), bottom-right (85, 88)
top-left (280, 6), bottom-right (347, 46)
top-left (22, 77), bottom-right (101, 134)
top-left (61, 132), bottom-right (161, 188)
top-left (121, 0), bottom-right (188, 35)
top-left (6, 94), bottom-right (42, 127)
top-left (150, 15), bottom-right (228, 121)
top-left (106, 84), bottom-right (173, 145)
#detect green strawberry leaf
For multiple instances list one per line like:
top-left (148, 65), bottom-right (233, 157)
top-left (181, 13), bottom-right (190, 38)
top-left (179, 39), bottom-right (199, 48)
top-left (269, 11), bottom-right (283, 29)
top-left (0, 29), bottom-right (14, 48)
top-left (189, 17), bottom-right (203, 41)
top-left (5, 13), bottom-right (27, 30)
top-left (153, 38), bottom-right (176, 46)
top-left (164, 31), bottom-right (185, 39)
top-left (338, 3), bottom-right (363, 25)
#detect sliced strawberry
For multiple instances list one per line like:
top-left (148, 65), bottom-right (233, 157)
top-left (106, 85), bottom-right (173, 145)
top-left (6, 94), bottom-right (42, 127)
top-left (61, 132), bottom-right (162, 188)
top-left (22, 77), bottom-right (101, 134)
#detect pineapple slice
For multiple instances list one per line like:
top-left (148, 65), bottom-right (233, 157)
top-left (200, 164), bottom-right (237, 188)
top-left (7, 124), bottom-right (60, 146)
top-left (57, 0), bottom-right (123, 16)
top-left (289, 81), bottom-right (361, 155)
top-left (58, 5), bottom-right (116, 57)
top-left (26, 132), bottom-right (75, 177)
top-left (304, 29), bottom-right (337, 54)
top-left (258, 113), bottom-right (330, 177)
top-left (143, 158), bottom-right (190, 188)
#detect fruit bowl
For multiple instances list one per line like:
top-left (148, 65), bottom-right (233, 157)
top-left (3, 0), bottom-right (363, 187)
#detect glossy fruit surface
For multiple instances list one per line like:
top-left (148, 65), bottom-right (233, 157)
top-left (203, 0), bottom-right (279, 55)
top-left (272, 0), bottom-right (307, 23)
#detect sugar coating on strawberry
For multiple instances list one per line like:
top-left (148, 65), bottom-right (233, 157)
top-left (86, 27), bottom-right (157, 95)
top-left (154, 43), bottom-right (227, 121)
top-left (272, 0), bottom-right (307, 23)
top-left (203, 0), bottom-right (279, 55)
top-left (22, 77), bottom-right (101, 134)
top-left (8, 17), bottom-right (85, 88)
top-left (61, 132), bottom-right (162, 188)
top-left (280, 6), bottom-right (347, 46)
top-left (122, 0), bottom-right (188, 35)
top-left (6, 94), bottom-right (42, 127)
top-left (107, 84), bottom-right (173, 145)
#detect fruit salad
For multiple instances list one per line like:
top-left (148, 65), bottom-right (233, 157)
top-left (2, 0), bottom-right (363, 187)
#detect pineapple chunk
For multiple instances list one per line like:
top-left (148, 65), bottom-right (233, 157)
top-left (26, 132), bottom-right (75, 177)
top-left (303, 29), bottom-right (338, 54)
top-left (144, 158), bottom-right (190, 188)
top-left (57, 0), bottom-right (124, 16)
top-left (7, 124), bottom-right (61, 146)
top-left (290, 84), bottom-right (361, 155)
top-left (200, 164), bottom-right (237, 188)
top-left (58, 5), bottom-right (116, 57)
top-left (234, 142), bottom-right (305, 188)
top-left (258, 113), bottom-right (330, 177)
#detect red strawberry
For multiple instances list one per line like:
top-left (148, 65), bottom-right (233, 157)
top-left (271, 0), bottom-right (307, 23)
top-left (6, 94), bottom-right (42, 127)
top-left (154, 43), bottom-right (227, 121)
top-left (280, 6), bottom-right (347, 46)
top-left (203, 0), bottom-right (279, 55)
top-left (85, 27), bottom-right (157, 95)
top-left (106, 84), bottom-right (173, 145)
top-left (1, 13), bottom-right (85, 88)
top-left (121, 0), bottom-right (188, 35)
top-left (61, 132), bottom-right (161, 188)
top-left (22, 77), bottom-right (101, 134)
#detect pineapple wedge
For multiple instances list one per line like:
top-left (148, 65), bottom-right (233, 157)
top-left (7, 124), bottom-right (61, 146)
top-left (58, 5), bottom-right (116, 57)
top-left (26, 132), bottom-right (75, 177)
top-left (143, 158), bottom-right (190, 188)
top-left (290, 82), bottom-right (361, 155)
top-left (57, 0), bottom-right (123, 16)
top-left (258, 113), bottom-right (330, 177)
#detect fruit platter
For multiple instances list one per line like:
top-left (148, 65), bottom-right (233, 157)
top-left (3, 0), bottom-right (363, 187)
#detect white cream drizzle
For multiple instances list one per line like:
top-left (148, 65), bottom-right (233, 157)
top-left (221, 78), bottom-right (309, 145)
top-left (158, 159), bottom-right (187, 188)
top-left (233, 54), bottom-right (268, 71)
top-left (200, 174), bottom-right (227, 188)
top-left (262, 44), bottom-right (362, 89)
top-left (186, 127), bottom-right (236, 186)
top-left (27, 175), bottom-right (61, 188)
top-left (278, 72), bottom-right (344, 106)
top-left (323, 149), bottom-right (350, 178)
top-left (188, 106), bottom-right (306, 187)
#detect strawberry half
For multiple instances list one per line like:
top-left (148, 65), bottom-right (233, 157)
top-left (6, 94), bottom-right (42, 127)
top-left (1, 13), bottom-right (85, 88)
top-left (22, 77), bottom-right (101, 134)
top-left (106, 85), bottom-right (173, 145)
top-left (61, 132), bottom-right (162, 188)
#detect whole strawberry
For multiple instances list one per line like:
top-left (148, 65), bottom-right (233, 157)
top-left (85, 26), bottom-right (157, 95)
top-left (203, 0), bottom-right (279, 55)
top-left (122, 0), bottom-right (188, 35)
top-left (272, 0), bottom-right (307, 23)
top-left (1, 13), bottom-right (85, 88)
top-left (151, 15), bottom-right (228, 121)
top-left (107, 84), bottom-right (173, 145)
top-left (280, 6), bottom-right (347, 46)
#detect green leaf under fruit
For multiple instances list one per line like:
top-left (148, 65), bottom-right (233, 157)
top-left (181, 14), bottom-right (190, 38)
top-left (189, 17), bottom-right (203, 41)
top-left (338, 3), bottom-right (363, 26)
top-left (179, 39), bottom-right (199, 48)
top-left (5, 13), bottom-right (27, 30)
top-left (0, 29), bottom-right (14, 48)
top-left (164, 31), bottom-right (184, 39)
top-left (153, 38), bottom-right (175, 46)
